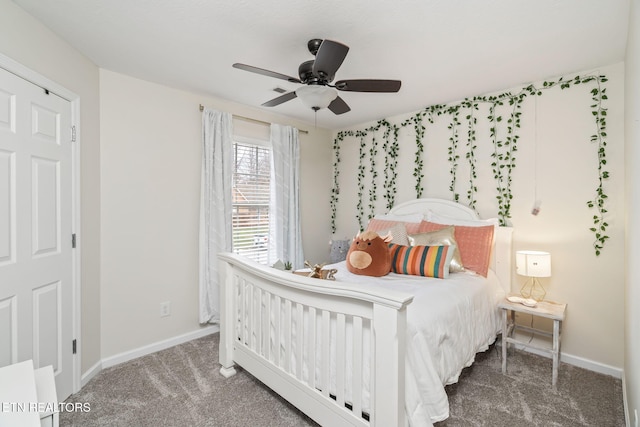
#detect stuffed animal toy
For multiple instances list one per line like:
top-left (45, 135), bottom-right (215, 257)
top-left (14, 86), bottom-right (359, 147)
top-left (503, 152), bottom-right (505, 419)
top-left (346, 230), bottom-right (392, 277)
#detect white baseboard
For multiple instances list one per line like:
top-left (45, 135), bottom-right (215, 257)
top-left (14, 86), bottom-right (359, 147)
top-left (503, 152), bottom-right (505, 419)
top-left (102, 325), bottom-right (219, 369)
top-left (509, 334), bottom-right (623, 378)
top-left (80, 360), bottom-right (102, 388)
top-left (80, 325), bottom-right (219, 386)
top-left (558, 350), bottom-right (624, 379)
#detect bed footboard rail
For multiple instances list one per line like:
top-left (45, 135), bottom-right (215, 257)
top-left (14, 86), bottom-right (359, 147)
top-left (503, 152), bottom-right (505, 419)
top-left (218, 253), bottom-right (413, 427)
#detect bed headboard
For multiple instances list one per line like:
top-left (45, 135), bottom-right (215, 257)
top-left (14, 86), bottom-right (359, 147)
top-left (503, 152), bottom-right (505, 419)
top-left (389, 198), bottom-right (479, 220)
top-left (388, 198), bottom-right (513, 293)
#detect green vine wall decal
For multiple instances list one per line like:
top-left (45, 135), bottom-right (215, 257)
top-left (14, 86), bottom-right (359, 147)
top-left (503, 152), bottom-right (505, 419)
top-left (329, 73), bottom-right (610, 255)
top-left (500, 92), bottom-right (524, 222)
top-left (330, 131), bottom-right (342, 232)
top-left (588, 78), bottom-right (609, 256)
top-left (447, 105), bottom-right (462, 203)
top-left (381, 122), bottom-right (393, 210)
top-left (356, 132), bottom-right (366, 229)
top-left (368, 133), bottom-right (379, 220)
top-left (464, 100), bottom-right (479, 211)
top-left (385, 123), bottom-right (400, 210)
top-left (487, 98), bottom-right (506, 223)
top-left (413, 113), bottom-right (425, 198)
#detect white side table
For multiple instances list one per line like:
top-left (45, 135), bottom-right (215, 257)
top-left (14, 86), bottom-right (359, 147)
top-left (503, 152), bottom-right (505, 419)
top-left (498, 295), bottom-right (567, 388)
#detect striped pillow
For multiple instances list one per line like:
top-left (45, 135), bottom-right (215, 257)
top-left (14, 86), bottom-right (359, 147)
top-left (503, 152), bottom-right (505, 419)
top-left (388, 243), bottom-right (455, 279)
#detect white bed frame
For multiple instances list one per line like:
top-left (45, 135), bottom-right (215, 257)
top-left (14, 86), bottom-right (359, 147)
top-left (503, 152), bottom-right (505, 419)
top-left (218, 198), bottom-right (513, 427)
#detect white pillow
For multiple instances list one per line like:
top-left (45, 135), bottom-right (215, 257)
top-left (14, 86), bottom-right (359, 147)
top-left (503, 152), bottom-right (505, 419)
top-left (374, 222), bottom-right (410, 246)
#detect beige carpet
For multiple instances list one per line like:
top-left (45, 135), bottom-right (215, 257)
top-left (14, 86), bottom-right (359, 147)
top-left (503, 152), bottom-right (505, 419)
top-left (61, 333), bottom-right (625, 426)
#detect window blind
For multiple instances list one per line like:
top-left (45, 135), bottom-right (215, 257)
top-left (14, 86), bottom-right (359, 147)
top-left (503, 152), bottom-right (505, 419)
top-left (232, 142), bottom-right (271, 264)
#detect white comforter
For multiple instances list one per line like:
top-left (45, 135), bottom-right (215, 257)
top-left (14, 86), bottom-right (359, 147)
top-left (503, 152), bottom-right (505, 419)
top-left (329, 262), bottom-right (505, 426)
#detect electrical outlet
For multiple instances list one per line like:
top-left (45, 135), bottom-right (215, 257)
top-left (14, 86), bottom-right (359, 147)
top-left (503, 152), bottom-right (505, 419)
top-left (160, 301), bottom-right (171, 317)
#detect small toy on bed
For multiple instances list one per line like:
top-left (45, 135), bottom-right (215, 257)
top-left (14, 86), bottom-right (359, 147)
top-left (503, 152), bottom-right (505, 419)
top-left (304, 261), bottom-right (338, 280)
top-left (292, 261), bottom-right (338, 280)
top-left (346, 230), bottom-right (392, 277)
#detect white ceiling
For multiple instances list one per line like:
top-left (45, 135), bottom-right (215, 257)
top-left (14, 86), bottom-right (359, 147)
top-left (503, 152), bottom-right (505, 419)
top-left (14, 0), bottom-right (630, 130)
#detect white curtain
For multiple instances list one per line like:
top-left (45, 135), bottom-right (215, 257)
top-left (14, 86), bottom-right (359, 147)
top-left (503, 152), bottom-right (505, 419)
top-left (199, 108), bottom-right (233, 324)
top-left (269, 124), bottom-right (304, 269)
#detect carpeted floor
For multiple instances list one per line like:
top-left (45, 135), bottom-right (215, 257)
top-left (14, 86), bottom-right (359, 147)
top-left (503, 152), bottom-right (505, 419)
top-left (61, 333), bottom-right (625, 426)
top-left (436, 346), bottom-right (625, 426)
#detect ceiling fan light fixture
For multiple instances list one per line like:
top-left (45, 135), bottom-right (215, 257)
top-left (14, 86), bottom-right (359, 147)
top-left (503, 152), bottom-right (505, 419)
top-left (295, 85), bottom-right (338, 110)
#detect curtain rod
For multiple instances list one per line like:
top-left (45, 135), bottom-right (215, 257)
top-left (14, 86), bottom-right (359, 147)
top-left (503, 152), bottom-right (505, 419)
top-left (199, 104), bottom-right (309, 134)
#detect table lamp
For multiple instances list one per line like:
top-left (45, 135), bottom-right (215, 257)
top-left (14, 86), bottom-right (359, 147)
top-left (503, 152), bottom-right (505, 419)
top-left (516, 250), bottom-right (551, 301)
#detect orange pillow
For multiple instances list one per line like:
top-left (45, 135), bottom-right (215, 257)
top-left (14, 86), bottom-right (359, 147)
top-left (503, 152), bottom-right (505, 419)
top-left (418, 221), bottom-right (494, 277)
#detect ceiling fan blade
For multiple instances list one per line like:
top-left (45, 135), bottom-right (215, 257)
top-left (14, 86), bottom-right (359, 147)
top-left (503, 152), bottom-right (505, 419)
top-left (335, 79), bottom-right (402, 93)
top-left (233, 63), bottom-right (301, 83)
top-left (312, 40), bottom-right (349, 81)
top-left (262, 91), bottom-right (297, 107)
top-left (328, 96), bottom-right (351, 115)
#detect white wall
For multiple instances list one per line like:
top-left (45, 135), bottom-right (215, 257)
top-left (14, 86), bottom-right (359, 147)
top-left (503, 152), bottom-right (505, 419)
top-left (625, 0), bottom-right (640, 422)
top-left (332, 62), bottom-right (625, 371)
top-left (0, 0), bottom-right (101, 375)
top-left (99, 70), bottom-right (332, 358)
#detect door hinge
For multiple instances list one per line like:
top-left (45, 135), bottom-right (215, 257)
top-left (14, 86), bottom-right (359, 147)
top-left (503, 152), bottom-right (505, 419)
top-left (72, 233), bottom-right (76, 249)
top-left (71, 125), bottom-right (76, 142)
top-left (72, 339), bottom-right (77, 354)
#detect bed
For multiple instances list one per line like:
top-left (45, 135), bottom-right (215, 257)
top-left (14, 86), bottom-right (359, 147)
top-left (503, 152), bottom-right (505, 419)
top-left (217, 198), bottom-right (513, 427)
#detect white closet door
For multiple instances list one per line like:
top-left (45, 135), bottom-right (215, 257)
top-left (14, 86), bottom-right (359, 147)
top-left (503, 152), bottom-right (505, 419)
top-left (0, 66), bottom-right (74, 400)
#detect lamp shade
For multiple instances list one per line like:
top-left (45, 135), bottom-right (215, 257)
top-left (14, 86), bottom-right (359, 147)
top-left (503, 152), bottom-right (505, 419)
top-left (516, 250), bottom-right (551, 277)
top-left (295, 85), bottom-right (338, 110)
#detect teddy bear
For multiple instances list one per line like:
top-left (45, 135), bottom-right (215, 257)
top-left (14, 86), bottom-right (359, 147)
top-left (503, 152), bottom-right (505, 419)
top-left (345, 230), bottom-right (392, 277)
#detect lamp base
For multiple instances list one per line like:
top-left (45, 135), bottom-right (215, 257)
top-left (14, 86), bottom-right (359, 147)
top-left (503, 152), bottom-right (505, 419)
top-left (520, 277), bottom-right (546, 302)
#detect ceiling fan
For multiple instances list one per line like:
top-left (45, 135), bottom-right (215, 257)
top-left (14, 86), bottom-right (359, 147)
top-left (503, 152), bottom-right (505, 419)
top-left (233, 39), bottom-right (401, 115)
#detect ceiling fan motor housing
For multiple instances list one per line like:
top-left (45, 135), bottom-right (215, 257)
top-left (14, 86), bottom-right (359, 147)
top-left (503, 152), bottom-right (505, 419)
top-left (299, 59), bottom-right (334, 84)
top-left (298, 60), bottom-right (317, 84)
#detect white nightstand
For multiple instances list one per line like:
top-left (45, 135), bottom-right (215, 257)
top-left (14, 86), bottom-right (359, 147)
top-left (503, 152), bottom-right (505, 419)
top-left (498, 295), bottom-right (567, 388)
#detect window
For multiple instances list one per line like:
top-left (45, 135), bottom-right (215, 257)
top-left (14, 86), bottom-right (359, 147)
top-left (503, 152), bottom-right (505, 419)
top-left (232, 140), bottom-right (271, 264)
